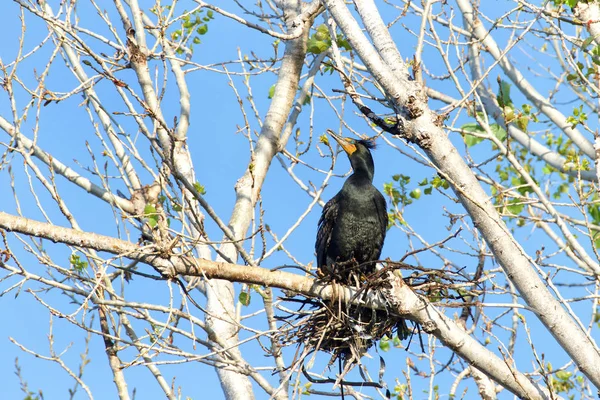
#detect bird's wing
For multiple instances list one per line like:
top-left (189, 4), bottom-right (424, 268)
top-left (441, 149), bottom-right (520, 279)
top-left (316, 195), bottom-right (339, 268)
top-left (374, 190), bottom-right (388, 244)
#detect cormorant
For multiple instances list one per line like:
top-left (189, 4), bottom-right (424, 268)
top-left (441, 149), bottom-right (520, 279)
top-left (316, 130), bottom-right (387, 281)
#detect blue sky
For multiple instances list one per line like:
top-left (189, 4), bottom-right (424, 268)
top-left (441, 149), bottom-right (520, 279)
top-left (1, 1), bottom-right (598, 399)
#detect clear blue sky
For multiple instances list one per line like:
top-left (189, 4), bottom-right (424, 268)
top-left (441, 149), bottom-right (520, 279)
top-left (1, 1), bottom-right (596, 399)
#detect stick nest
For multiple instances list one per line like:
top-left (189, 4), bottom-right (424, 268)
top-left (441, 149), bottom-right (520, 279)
top-left (277, 265), bottom-right (408, 364)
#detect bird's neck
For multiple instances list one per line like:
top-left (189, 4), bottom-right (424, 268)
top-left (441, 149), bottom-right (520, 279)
top-left (350, 158), bottom-right (374, 183)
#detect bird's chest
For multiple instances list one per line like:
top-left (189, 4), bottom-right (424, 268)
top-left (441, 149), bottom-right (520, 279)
top-left (331, 196), bottom-right (381, 258)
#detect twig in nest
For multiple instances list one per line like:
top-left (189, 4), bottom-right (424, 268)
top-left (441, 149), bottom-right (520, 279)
top-left (277, 268), bottom-right (409, 363)
top-left (301, 364), bottom-right (384, 388)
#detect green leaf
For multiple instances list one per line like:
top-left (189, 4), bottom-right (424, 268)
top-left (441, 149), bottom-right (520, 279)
top-left (314, 31), bottom-right (328, 42)
top-left (465, 134), bottom-right (483, 147)
top-left (516, 116), bottom-right (529, 131)
top-left (336, 35), bottom-right (351, 51)
top-left (542, 165), bottom-right (555, 175)
top-left (589, 205), bottom-right (600, 224)
top-left (553, 183), bottom-right (569, 199)
top-left (502, 106), bottom-right (515, 122)
top-left (315, 24), bottom-right (329, 39)
top-left (593, 232), bottom-right (600, 249)
top-left (144, 204), bottom-right (159, 227)
top-left (497, 80), bottom-right (513, 108)
top-left (556, 370), bottom-right (572, 381)
top-left (307, 37), bottom-right (330, 54)
top-left (239, 292), bottom-right (250, 306)
top-left (461, 123), bottom-right (485, 147)
top-left (582, 36), bottom-right (595, 50)
top-left (461, 122), bottom-right (484, 134)
top-left (193, 182), bottom-right (207, 195)
top-left (409, 188), bottom-right (421, 199)
top-left (505, 201), bottom-right (524, 216)
top-left (383, 182), bottom-right (394, 196)
top-left (197, 25), bottom-right (208, 35)
top-left (379, 337), bottom-right (390, 352)
top-left (462, 122), bottom-right (506, 144)
top-left (431, 176), bottom-right (444, 188)
top-left (490, 123), bottom-right (507, 141)
top-left (301, 383), bottom-right (312, 395)
top-left (70, 253), bottom-right (88, 272)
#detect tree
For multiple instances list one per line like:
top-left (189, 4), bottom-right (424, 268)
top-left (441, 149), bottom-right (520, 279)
top-left (1, 0), bottom-right (600, 398)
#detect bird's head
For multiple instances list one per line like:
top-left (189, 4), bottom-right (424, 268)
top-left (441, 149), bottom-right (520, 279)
top-left (327, 129), bottom-right (376, 180)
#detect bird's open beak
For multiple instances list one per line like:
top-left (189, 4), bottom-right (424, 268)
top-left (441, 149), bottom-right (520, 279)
top-left (326, 129), bottom-right (357, 155)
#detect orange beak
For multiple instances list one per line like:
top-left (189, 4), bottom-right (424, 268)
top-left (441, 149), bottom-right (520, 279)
top-left (326, 129), bottom-right (357, 155)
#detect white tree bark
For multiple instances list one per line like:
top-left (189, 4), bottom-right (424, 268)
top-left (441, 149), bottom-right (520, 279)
top-left (0, 210), bottom-right (557, 399)
top-left (4, 0), bottom-right (599, 397)
top-left (0, 116), bottom-right (135, 211)
top-left (204, 2), bottom-right (319, 398)
top-left (574, 3), bottom-right (600, 46)
top-left (32, 0), bottom-right (143, 193)
top-left (457, 0), bottom-right (595, 159)
top-left (459, 43), bottom-right (596, 181)
top-left (322, 0), bottom-right (600, 389)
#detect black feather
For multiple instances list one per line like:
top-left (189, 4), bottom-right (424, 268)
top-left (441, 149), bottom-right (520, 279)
top-left (356, 139), bottom-right (376, 150)
top-left (316, 139), bottom-right (386, 279)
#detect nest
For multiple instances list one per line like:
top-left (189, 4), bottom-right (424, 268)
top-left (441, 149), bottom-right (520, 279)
top-left (277, 263), bottom-right (409, 365)
top-left (275, 260), bottom-right (481, 394)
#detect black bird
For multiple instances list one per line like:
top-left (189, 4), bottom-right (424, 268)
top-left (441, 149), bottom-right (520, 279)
top-left (316, 130), bottom-right (388, 281)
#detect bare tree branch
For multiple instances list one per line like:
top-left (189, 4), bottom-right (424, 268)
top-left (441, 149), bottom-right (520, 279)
top-left (323, 0), bottom-right (600, 388)
top-left (0, 211), bottom-right (558, 399)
